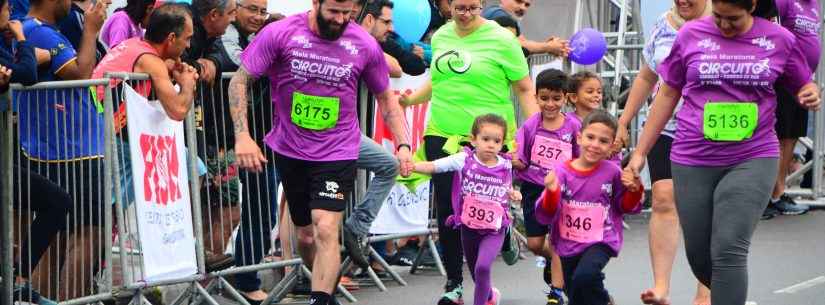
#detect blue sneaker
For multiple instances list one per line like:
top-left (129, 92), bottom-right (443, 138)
top-left (14, 282), bottom-right (58, 305)
top-left (774, 195), bottom-right (810, 215)
top-left (545, 287), bottom-right (565, 305)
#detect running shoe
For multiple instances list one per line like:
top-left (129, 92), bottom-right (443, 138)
top-left (774, 194), bottom-right (810, 215)
top-left (486, 287), bottom-right (501, 305)
top-left (13, 282), bottom-right (58, 305)
top-left (342, 225), bottom-right (370, 268)
top-left (761, 203), bottom-right (780, 220)
top-left (438, 279), bottom-right (464, 305)
top-left (545, 287), bottom-right (565, 305)
top-left (501, 227), bottom-right (520, 265)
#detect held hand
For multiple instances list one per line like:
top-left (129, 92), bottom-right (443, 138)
top-left (621, 169), bottom-right (641, 192)
top-left (544, 168), bottom-right (558, 191)
top-left (798, 84), bottom-right (822, 111)
top-left (508, 189), bottom-right (523, 202)
top-left (623, 152), bottom-right (646, 184)
top-left (234, 134), bottom-right (268, 173)
top-left (396, 146), bottom-right (413, 177)
top-left (398, 93), bottom-right (410, 107)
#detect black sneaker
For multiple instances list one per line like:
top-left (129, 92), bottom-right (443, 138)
top-left (774, 194), bottom-right (810, 215)
top-left (761, 203), bottom-right (780, 220)
top-left (437, 279), bottom-right (464, 305)
top-left (391, 243), bottom-right (419, 266)
top-left (289, 276), bottom-right (312, 295)
top-left (342, 225), bottom-right (369, 269)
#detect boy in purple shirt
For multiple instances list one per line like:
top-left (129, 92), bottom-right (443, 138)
top-left (625, 1), bottom-right (821, 304)
top-left (228, 1), bottom-right (412, 304)
top-left (535, 110), bottom-right (643, 305)
top-left (513, 68), bottom-right (579, 303)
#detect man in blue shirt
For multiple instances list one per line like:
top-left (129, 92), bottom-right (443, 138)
top-left (16, 0), bottom-right (108, 300)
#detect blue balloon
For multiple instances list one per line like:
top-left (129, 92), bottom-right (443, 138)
top-left (392, 0), bottom-right (432, 43)
top-left (568, 28), bottom-right (608, 65)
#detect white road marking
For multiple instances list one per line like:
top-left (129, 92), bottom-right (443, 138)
top-left (774, 276), bottom-right (825, 294)
top-left (745, 302), bottom-right (758, 305)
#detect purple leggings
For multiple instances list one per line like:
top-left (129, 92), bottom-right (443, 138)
top-left (461, 227), bottom-right (505, 305)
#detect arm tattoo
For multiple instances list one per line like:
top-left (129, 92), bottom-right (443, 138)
top-left (229, 67), bottom-right (255, 135)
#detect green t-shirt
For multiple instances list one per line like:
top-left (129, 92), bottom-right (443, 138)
top-left (427, 20), bottom-right (529, 141)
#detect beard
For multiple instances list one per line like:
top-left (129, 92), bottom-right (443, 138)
top-left (316, 10), bottom-right (348, 40)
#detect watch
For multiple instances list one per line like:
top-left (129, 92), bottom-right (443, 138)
top-left (397, 143), bottom-right (412, 151)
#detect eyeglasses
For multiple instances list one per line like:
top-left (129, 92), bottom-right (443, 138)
top-left (452, 6), bottom-right (482, 15)
top-left (237, 3), bottom-right (269, 18)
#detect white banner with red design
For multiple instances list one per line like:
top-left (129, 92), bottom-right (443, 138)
top-left (369, 71), bottom-right (432, 234)
top-left (125, 84), bottom-right (198, 282)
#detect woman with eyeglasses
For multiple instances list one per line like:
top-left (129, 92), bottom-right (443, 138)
top-left (100, 0), bottom-right (156, 49)
top-left (402, 0), bottom-right (539, 304)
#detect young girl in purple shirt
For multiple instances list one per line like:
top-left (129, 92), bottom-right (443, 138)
top-left (414, 114), bottom-right (522, 305)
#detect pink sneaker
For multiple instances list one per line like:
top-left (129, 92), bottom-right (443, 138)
top-left (486, 287), bottom-right (501, 305)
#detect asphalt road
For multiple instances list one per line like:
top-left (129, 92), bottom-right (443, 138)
top-left (344, 210), bottom-right (825, 305)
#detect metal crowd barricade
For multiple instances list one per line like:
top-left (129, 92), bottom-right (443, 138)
top-left (186, 72), bottom-right (313, 305)
top-left (1, 79), bottom-right (114, 305)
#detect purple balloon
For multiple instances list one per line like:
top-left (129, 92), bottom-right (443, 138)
top-left (568, 28), bottom-right (607, 65)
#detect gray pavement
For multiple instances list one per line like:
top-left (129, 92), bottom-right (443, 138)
top-left (197, 210), bottom-right (824, 305)
top-left (344, 210), bottom-right (825, 305)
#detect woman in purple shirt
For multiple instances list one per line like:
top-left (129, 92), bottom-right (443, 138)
top-left (616, 1), bottom-right (712, 304)
top-left (625, 0), bottom-right (821, 304)
top-left (100, 0), bottom-right (155, 49)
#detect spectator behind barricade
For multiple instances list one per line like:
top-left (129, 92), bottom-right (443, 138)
top-left (359, 0), bottom-right (422, 76)
top-left (360, 0), bottom-right (425, 76)
top-left (482, 0), bottom-right (570, 57)
top-left (204, 0), bottom-right (273, 274)
top-left (0, 5), bottom-right (69, 299)
top-left (185, 0), bottom-right (236, 84)
top-left (17, 0), bottom-right (108, 300)
top-left (0, 0), bottom-right (36, 88)
top-left (491, 14), bottom-right (529, 57)
top-left (57, 0), bottom-right (109, 61)
top-left (210, 0), bottom-right (265, 72)
top-left (100, 0), bottom-right (156, 49)
top-left (423, 0), bottom-right (450, 42)
top-left (90, 2), bottom-right (200, 271)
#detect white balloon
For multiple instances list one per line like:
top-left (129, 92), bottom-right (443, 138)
top-left (270, 0), bottom-right (313, 16)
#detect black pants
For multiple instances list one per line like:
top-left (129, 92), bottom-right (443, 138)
top-left (1, 166), bottom-right (72, 277)
top-left (561, 243), bottom-right (613, 305)
top-left (424, 136), bottom-right (463, 283)
top-left (233, 165), bottom-right (278, 292)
